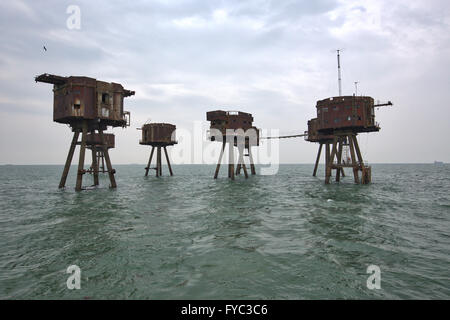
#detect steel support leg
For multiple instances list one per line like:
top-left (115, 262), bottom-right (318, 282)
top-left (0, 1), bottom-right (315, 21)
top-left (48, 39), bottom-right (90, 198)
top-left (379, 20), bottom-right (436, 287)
top-left (348, 134), bottom-right (359, 184)
top-left (313, 143), bottom-right (323, 177)
top-left (248, 147), bottom-right (256, 175)
top-left (91, 148), bottom-right (99, 186)
top-left (75, 122), bottom-right (88, 191)
top-left (145, 147), bottom-right (155, 177)
top-left (237, 146), bottom-right (248, 178)
top-left (101, 153), bottom-right (105, 173)
top-left (99, 129), bottom-right (117, 188)
top-left (156, 147), bottom-right (161, 177)
top-left (352, 135), bottom-right (368, 184)
top-left (164, 146), bottom-right (173, 176)
top-left (214, 141), bottom-right (226, 179)
top-left (228, 142), bottom-right (235, 180)
top-left (325, 142), bottom-right (331, 184)
top-left (59, 129), bottom-right (80, 189)
top-left (236, 163), bottom-right (242, 175)
top-left (336, 138), bottom-right (342, 182)
top-left (159, 147), bottom-right (163, 176)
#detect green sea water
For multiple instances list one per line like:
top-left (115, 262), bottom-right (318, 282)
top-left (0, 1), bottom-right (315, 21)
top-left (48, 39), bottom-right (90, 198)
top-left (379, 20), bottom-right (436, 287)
top-left (0, 164), bottom-right (449, 299)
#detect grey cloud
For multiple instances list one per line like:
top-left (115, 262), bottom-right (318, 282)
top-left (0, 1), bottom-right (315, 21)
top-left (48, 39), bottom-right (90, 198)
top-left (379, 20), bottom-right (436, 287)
top-left (0, 0), bottom-right (449, 164)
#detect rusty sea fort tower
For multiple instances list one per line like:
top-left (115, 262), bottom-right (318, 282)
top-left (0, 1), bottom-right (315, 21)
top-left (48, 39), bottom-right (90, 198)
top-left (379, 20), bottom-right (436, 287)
top-left (35, 73), bottom-right (134, 191)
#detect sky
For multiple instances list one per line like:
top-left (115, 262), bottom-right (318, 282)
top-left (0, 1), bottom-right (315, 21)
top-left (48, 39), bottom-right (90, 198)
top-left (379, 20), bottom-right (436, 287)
top-left (0, 0), bottom-right (449, 164)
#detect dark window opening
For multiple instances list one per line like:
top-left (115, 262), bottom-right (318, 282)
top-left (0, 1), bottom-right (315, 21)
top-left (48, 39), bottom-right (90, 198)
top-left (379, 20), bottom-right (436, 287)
top-left (102, 93), bottom-right (109, 103)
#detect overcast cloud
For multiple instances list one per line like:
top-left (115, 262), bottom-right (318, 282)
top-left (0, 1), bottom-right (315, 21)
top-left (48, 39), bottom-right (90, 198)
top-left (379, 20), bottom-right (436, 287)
top-left (0, 0), bottom-right (449, 164)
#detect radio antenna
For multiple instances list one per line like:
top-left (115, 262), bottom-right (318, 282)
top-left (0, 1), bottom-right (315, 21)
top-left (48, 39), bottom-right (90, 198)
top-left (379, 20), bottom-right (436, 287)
top-left (336, 49), bottom-right (343, 96)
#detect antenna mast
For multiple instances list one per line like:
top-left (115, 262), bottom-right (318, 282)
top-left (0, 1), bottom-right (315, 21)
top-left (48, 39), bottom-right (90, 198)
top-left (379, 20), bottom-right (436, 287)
top-left (337, 49), bottom-right (342, 96)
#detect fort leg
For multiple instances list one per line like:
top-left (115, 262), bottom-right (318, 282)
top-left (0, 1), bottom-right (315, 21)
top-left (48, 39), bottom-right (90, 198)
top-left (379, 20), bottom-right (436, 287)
top-left (236, 163), bottom-right (241, 175)
top-left (100, 152), bottom-right (105, 173)
top-left (229, 142), bottom-right (235, 180)
top-left (325, 143), bottom-right (330, 179)
top-left (337, 138), bottom-right (345, 178)
top-left (59, 129), bottom-right (80, 189)
top-left (91, 148), bottom-right (99, 186)
top-left (159, 147), bottom-right (162, 176)
top-left (91, 131), bottom-right (99, 186)
top-left (164, 147), bottom-right (173, 176)
top-left (99, 130), bottom-right (117, 188)
top-left (156, 147), bottom-right (159, 177)
top-left (348, 134), bottom-right (360, 184)
top-left (352, 135), bottom-right (369, 184)
top-left (214, 141), bottom-right (226, 179)
top-left (156, 147), bottom-right (161, 177)
top-left (228, 148), bottom-right (231, 178)
top-left (326, 138), bottom-right (338, 184)
top-left (241, 152), bottom-right (248, 179)
top-left (325, 143), bottom-right (331, 184)
top-left (336, 138), bottom-right (342, 182)
top-left (95, 151), bottom-right (99, 173)
top-left (313, 143), bottom-right (323, 177)
top-left (235, 146), bottom-right (242, 175)
top-left (237, 146), bottom-right (248, 179)
top-left (145, 147), bottom-right (155, 177)
top-left (341, 137), bottom-right (346, 177)
top-left (94, 152), bottom-right (98, 173)
top-left (242, 162), bottom-right (249, 178)
top-left (75, 122), bottom-right (88, 191)
top-left (248, 147), bottom-right (256, 175)
top-left (352, 135), bottom-right (364, 166)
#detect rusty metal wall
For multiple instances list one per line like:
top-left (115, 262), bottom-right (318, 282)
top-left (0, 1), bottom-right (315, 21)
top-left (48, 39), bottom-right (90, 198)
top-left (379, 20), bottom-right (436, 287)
top-left (315, 96), bottom-right (378, 133)
top-left (86, 133), bottom-right (115, 149)
top-left (306, 118), bottom-right (334, 142)
top-left (232, 126), bottom-right (260, 147)
top-left (36, 74), bottom-right (133, 128)
top-left (140, 123), bottom-right (177, 145)
top-left (207, 110), bottom-right (254, 133)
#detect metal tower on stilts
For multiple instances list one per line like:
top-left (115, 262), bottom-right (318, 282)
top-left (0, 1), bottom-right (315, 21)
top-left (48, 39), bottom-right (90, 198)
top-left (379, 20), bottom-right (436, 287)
top-left (139, 123), bottom-right (177, 177)
top-left (306, 96), bottom-right (392, 184)
top-left (207, 110), bottom-right (260, 180)
top-left (304, 51), bottom-right (393, 184)
top-left (35, 73), bottom-right (133, 191)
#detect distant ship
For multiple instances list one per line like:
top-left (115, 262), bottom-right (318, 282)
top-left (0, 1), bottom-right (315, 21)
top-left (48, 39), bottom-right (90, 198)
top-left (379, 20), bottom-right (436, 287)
top-left (434, 161), bottom-right (444, 165)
